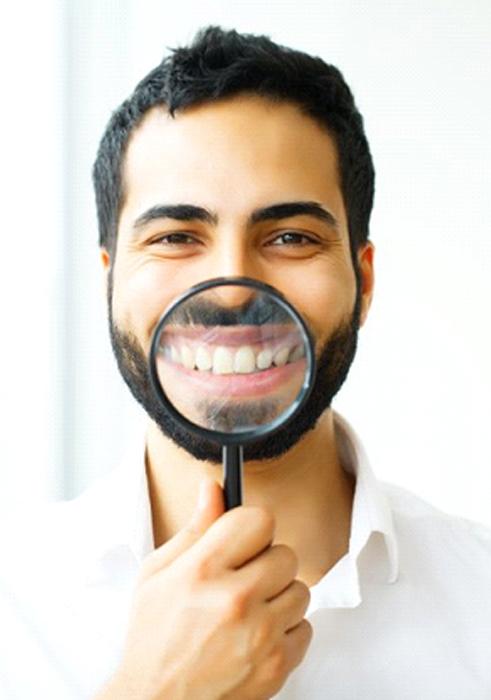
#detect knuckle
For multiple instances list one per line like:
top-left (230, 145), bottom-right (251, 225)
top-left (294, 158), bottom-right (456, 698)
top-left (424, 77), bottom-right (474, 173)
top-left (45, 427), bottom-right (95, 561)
top-left (223, 588), bottom-right (250, 622)
top-left (247, 506), bottom-right (275, 538)
top-left (265, 646), bottom-right (287, 682)
top-left (303, 618), bottom-right (314, 642)
top-left (130, 574), bottom-right (158, 614)
top-left (250, 617), bottom-right (274, 656)
top-left (295, 619), bottom-right (314, 651)
top-left (296, 621), bottom-right (314, 663)
top-left (191, 553), bottom-right (213, 583)
top-left (294, 579), bottom-right (311, 605)
top-left (277, 544), bottom-right (299, 576)
top-left (138, 553), bottom-right (158, 581)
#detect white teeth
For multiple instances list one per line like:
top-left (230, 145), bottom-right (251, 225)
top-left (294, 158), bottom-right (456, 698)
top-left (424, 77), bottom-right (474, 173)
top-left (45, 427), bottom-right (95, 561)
top-left (213, 346), bottom-right (234, 374)
top-left (169, 342), bottom-right (301, 374)
top-left (256, 348), bottom-right (273, 370)
top-left (195, 346), bottom-right (212, 371)
top-left (170, 346), bottom-right (181, 364)
top-left (180, 345), bottom-right (195, 370)
top-left (234, 346), bottom-right (256, 373)
top-left (289, 344), bottom-right (305, 362)
top-left (273, 346), bottom-right (290, 367)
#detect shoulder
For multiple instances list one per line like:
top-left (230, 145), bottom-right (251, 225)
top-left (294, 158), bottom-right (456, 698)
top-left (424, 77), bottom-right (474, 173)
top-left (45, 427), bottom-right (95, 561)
top-left (381, 481), bottom-right (491, 583)
top-left (0, 477), bottom-right (112, 596)
top-left (382, 479), bottom-right (491, 542)
top-left (0, 479), bottom-right (134, 699)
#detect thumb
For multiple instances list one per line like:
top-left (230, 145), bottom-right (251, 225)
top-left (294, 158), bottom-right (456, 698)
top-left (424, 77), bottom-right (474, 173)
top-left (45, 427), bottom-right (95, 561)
top-left (143, 477), bottom-right (225, 575)
top-left (188, 476), bottom-right (225, 534)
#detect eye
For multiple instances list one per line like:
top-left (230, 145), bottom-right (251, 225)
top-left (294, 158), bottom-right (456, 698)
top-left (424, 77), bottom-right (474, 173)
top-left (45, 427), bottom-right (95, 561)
top-left (151, 232), bottom-right (198, 245)
top-left (267, 231), bottom-right (318, 246)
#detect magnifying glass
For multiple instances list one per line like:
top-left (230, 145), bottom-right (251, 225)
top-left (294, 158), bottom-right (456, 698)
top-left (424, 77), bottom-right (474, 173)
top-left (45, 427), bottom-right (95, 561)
top-left (149, 276), bottom-right (316, 511)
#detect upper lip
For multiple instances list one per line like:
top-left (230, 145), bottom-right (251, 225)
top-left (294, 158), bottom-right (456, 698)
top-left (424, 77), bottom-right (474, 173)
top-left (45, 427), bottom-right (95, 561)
top-left (161, 324), bottom-right (301, 347)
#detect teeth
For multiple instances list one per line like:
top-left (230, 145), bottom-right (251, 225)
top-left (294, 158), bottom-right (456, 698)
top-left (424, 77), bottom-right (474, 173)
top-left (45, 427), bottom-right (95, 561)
top-left (256, 348), bottom-right (273, 370)
top-left (170, 346), bottom-right (181, 364)
top-left (180, 345), bottom-right (195, 370)
top-left (273, 346), bottom-right (290, 367)
top-left (168, 342), bottom-right (301, 374)
top-left (213, 346), bottom-right (234, 374)
top-left (289, 344), bottom-right (305, 362)
top-left (195, 346), bottom-right (212, 371)
top-left (234, 346), bottom-right (256, 373)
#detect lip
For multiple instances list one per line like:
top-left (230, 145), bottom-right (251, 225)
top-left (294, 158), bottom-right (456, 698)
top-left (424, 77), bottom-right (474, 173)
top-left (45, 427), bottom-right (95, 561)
top-left (160, 324), bottom-right (301, 348)
top-left (157, 355), bottom-right (307, 399)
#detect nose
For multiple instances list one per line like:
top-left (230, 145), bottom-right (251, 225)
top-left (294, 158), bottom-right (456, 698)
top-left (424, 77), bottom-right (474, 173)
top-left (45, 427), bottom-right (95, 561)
top-left (211, 283), bottom-right (257, 310)
top-left (202, 237), bottom-right (264, 311)
top-left (206, 236), bottom-right (263, 290)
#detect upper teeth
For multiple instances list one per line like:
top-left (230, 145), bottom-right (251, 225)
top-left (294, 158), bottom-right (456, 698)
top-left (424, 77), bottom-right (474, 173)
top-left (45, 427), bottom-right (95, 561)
top-left (213, 346), bottom-right (234, 374)
top-left (256, 348), bottom-right (273, 370)
top-left (233, 346), bottom-right (256, 374)
top-left (195, 346), bottom-right (213, 371)
top-left (165, 343), bottom-right (305, 374)
top-left (273, 346), bottom-right (290, 367)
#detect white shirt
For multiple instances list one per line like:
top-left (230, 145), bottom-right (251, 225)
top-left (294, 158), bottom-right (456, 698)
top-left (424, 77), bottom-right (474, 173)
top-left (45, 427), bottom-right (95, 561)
top-left (1, 413), bottom-right (490, 699)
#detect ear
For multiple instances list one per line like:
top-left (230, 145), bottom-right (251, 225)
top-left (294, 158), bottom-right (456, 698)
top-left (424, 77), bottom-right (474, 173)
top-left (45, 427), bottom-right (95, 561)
top-left (100, 247), bottom-right (112, 300)
top-left (356, 241), bottom-right (375, 327)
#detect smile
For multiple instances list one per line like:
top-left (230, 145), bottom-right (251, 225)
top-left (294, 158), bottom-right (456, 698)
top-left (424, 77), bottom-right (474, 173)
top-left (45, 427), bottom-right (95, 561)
top-left (159, 328), bottom-right (305, 375)
top-left (164, 342), bottom-right (305, 374)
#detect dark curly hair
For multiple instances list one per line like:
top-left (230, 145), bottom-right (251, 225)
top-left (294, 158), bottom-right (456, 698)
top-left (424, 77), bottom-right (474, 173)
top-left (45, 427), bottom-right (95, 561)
top-left (93, 26), bottom-right (375, 259)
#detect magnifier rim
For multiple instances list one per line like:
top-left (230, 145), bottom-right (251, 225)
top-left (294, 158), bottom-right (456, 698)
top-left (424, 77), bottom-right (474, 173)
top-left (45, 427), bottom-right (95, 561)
top-left (148, 276), bottom-right (316, 446)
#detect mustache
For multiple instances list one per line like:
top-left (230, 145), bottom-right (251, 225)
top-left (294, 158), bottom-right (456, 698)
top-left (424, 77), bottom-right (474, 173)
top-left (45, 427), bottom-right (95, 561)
top-left (166, 296), bottom-right (293, 327)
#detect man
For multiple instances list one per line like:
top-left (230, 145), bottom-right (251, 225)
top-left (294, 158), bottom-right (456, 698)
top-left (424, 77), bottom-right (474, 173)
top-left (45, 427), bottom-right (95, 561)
top-left (2, 26), bottom-right (490, 699)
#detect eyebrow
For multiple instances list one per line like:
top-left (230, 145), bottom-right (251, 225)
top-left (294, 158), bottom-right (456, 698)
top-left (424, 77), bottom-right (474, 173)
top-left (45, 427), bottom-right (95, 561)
top-left (133, 200), bottom-right (339, 231)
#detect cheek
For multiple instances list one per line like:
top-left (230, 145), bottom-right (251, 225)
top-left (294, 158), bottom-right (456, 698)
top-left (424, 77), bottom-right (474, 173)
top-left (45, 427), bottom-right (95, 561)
top-left (287, 263), bottom-right (357, 342)
top-left (111, 261), bottom-right (179, 345)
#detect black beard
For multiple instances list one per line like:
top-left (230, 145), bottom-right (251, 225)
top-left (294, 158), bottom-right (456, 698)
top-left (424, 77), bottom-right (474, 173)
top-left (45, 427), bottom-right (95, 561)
top-left (107, 282), bottom-right (361, 464)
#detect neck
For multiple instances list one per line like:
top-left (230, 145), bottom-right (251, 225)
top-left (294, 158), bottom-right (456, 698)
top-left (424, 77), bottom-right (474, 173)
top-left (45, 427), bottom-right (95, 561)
top-left (145, 409), bottom-right (354, 587)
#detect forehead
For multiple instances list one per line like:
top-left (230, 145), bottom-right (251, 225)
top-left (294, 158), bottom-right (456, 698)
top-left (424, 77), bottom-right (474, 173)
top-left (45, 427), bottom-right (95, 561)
top-left (120, 94), bottom-right (346, 228)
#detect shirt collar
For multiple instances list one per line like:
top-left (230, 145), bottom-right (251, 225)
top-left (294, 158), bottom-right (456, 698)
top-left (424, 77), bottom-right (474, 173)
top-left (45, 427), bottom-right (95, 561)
top-left (81, 426), bottom-right (154, 586)
top-left (83, 412), bottom-right (399, 600)
top-left (308, 412), bottom-right (399, 610)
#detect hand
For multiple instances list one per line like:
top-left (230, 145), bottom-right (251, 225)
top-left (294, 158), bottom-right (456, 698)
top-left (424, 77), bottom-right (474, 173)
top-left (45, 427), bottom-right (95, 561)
top-left (95, 478), bottom-right (312, 700)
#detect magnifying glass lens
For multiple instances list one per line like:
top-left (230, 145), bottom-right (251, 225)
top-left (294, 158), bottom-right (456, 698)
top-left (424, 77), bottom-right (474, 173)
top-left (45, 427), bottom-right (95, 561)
top-left (154, 285), bottom-right (309, 434)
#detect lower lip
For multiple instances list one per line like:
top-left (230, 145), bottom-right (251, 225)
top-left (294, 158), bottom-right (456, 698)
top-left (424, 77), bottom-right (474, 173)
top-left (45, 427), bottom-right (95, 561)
top-left (157, 357), bottom-right (307, 399)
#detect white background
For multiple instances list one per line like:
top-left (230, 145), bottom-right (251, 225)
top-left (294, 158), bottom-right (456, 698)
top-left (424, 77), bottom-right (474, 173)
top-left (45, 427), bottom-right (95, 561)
top-left (0, 0), bottom-right (489, 526)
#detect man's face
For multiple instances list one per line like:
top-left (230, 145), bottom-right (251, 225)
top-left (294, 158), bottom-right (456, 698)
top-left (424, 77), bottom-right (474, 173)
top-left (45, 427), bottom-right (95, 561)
top-left (103, 95), bottom-right (374, 462)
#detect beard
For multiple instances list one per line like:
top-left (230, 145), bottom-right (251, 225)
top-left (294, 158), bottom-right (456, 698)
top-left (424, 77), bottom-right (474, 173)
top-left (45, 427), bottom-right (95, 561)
top-left (107, 277), bottom-right (362, 464)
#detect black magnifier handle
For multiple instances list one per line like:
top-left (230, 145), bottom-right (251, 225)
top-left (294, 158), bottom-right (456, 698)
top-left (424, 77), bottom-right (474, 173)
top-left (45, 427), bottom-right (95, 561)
top-left (223, 444), bottom-right (243, 510)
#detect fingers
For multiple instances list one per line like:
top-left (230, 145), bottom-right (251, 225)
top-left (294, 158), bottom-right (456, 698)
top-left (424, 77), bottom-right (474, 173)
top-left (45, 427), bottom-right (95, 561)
top-left (189, 505), bottom-right (276, 571)
top-left (142, 488), bottom-right (276, 582)
top-left (266, 579), bottom-right (311, 634)
top-left (283, 618), bottom-right (313, 666)
top-left (235, 619), bottom-right (313, 700)
top-left (141, 477), bottom-right (224, 578)
top-left (261, 619), bottom-right (313, 690)
top-left (188, 477), bottom-right (225, 532)
top-left (235, 544), bottom-right (299, 601)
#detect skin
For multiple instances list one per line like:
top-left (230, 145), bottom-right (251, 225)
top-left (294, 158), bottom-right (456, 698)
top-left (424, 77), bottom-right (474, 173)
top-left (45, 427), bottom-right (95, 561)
top-left (101, 93), bottom-right (375, 587)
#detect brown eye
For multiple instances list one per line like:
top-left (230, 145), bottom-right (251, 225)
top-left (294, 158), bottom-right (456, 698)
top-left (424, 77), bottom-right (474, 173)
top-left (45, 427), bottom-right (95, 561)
top-left (153, 232), bottom-right (197, 245)
top-left (269, 232), bottom-right (317, 246)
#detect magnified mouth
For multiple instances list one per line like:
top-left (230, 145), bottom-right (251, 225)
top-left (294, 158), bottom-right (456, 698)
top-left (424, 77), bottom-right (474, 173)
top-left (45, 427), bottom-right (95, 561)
top-left (159, 324), bottom-right (305, 375)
